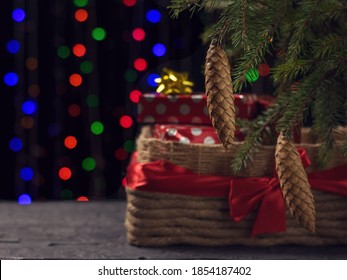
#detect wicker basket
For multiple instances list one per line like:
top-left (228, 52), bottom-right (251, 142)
top-left (125, 126), bottom-right (347, 246)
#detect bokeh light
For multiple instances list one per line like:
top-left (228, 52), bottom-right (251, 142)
top-left (124, 140), bottom-right (136, 153)
top-left (122, 0), bottom-right (137, 6)
top-left (73, 44), bottom-right (86, 57)
top-left (68, 104), bottom-right (81, 117)
top-left (28, 84), bottom-right (40, 97)
top-left (69, 73), bottom-right (82, 87)
top-left (91, 121), bottom-right (104, 135)
top-left (92, 27), bottom-right (106, 41)
top-left (75, 9), bottom-right (88, 22)
top-left (60, 189), bottom-right (74, 200)
top-left (77, 196), bottom-right (89, 202)
top-left (147, 73), bottom-right (160, 87)
top-left (129, 89), bottom-right (141, 103)
top-left (146, 9), bottom-right (161, 23)
top-left (20, 167), bottom-right (34, 181)
top-left (122, 177), bottom-right (127, 187)
top-left (132, 28), bottom-right (145, 41)
top-left (258, 63), bottom-right (271, 77)
top-left (133, 58), bottom-right (147, 71)
top-left (9, 137), bottom-right (23, 152)
top-left (82, 157), bottom-right (96, 171)
top-left (22, 100), bottom-right (37, 115)
top-left (59, 167), bottom-right (72, 180)
top-left (6, 40), bottom-right (20, 54)
top-left (119, 115), bottom-right (133, 128)
top-left (21, 116), bottom-right (34, 129)
top-left (86, 94), bottom-right (99, 107)
top-left (64, 136), bottom-right (77, 149)
top-left (26, 57), bottom-right (38, 70)
top-left (12, 8), bottom-right (26, 22)
top-left (124, 69), bottom-right (137, 82)
top-left (115, 148), bottom-right (128, 160)
top-left (4, 72), bottom-right (19, 86)
top-left (80, 60), bottom-right (93, 74)
top-left (18, 194), bottom-right (32, 205)
top-left (152, 43), bottom-right (166, 57)
top-left (57, 45), bottom-right (70, 59)
top-left (246, 68), bottom-right (260, 82)
top-left (73, 0), bottom-right (88, 7)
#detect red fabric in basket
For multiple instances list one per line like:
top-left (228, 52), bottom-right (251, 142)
top-left (126, 152), bottom-right (347, 236)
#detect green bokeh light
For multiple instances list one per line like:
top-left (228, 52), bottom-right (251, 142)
top-left (92, 27), bottom-right (107, 41)
top-left (86, 95), bottom-right (99, 108)
top-left (124, 69), bottom-right (137, 82)
top-left (246, 68), bottom-right (260, 82)
top-left (73, 0), bottom-right (88, 7)
top-left (124, 140), bottom-right (136, 153)
top-left (80, 60), bottom-right (93, 74)
top-left (91, 121), bottom-right (104, 135)
top-left (82, 157), bottom-right (96, 171)
top-left (57, 45), bottom-right (70, 59)
top-left (60, 189), bottom-right (73, 200)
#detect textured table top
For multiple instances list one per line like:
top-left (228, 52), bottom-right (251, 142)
top-left (0, 200), bottom-right (346, 260)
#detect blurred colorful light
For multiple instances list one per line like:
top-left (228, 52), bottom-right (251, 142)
top-left (91, 121), bottom-right (104, 135)
top-left (22, 101), bottom-right (37, 115)
top-left (68, 104), bottom-right (81, 117)
top-left (64, 136), bottom-right (78, 149)
top-left (9, 137), bottom-right (23, 152)
top-left (59, 167), bottom-right (72, 180)
top-left (152, 43), bottom-right (166, 57)
top-left (18, 194), bottom-right (32, 205)
top-left (77, 196), bottom-right (89, 202)
top-left (4, 72), bottom-right (19, 86)
top-left (115, 148), bottom-right (128, 160)
top-left (92, 27), bottom-right (106, 41)
top-left (12, 8), bottom-right (26, 22)
top-left (258, 63), bottom-right (271, 77)
top-left (82, 157), bottom-right (96, 171)
top-left (119, 115), bottom-right (133, 128)
top-left (6, 40), bottom-right (20, 54)
top-left (147, 73), bottom-right (160, 87)
top-left (86, 94), bottom-right (99, 107)
top-left (132, 28), bottom-right (145, 41)
top-left (20, 167), bottom-right (34, 181)
top-left (146, 9), bottom-right (161, 23)
top-left (124, 69), bottom-right (137, 82)
top-left (69, 73), bottom-right (82, 87)
top-left (122, 0), bottom-right (137, 6)
top-left (57, 45), bottom-right (70, 59)
top-left (26, 57), bottom-right (38, 70)
top-left (73, 0), bottom-right (88, 7)
top-left (21, 116), bottom-right (34, 129)
top-left (73, 44), bottom-right (86, 57)
top-left (246, 68), bottom-right (260, 82)
top-left (121, 177), bottom-right (127, 187)
top-left (129, 90), bottom-right (141, 103)
top-left (80, 60), bottom-right (93, 74)
top-left (75, 9), bottom-right (88, 22)
top-left (124, 140), bottom-right (136, 153)
top-left (60, 189), bottom-right (74, 200)
top-left (133, 58), bottom-right (147, 71)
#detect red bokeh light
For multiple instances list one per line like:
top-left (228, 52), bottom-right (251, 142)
top-left (69, 73), bottom-right (82, 87)
top-left (59, 167), bottom-right (72, 180)
top-left (258, 64), bottom-right (270, 77)
top-left (64, 136), bottom-right (77, 149)
top-left (77, 196), bottom-right (89, 202)
top-left (132, 28), bottom-right (145, 41)
top-left (75, 9), bottom-right (88, 22)
top-left (68, 104), bottom-right (81, 117)
top-left (122, 0), bottom-right (137, 7)
top-left (119, 115), bottom-right (133, 128)
top-left (133, 58), bottom-right (147, 71)
top-left (72, 44), bottom-right (86, 57)
top-left (121, 177), bottom-right (127, 187)
top-left (129, 90), bottom-right (142, 103)
top-left (115, 148), bottom-right (128, 160)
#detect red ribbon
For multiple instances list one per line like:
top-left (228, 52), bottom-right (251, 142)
top-left (126, 151), bottom-right (347, 236)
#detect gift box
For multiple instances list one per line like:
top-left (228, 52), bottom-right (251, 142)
top-left (153, 124), bottom-right (247, 144)
top-left (137, 93), bottom-right (258, 124)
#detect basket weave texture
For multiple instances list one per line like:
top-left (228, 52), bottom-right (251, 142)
top-left (125, 126), bottom-right (347, 246)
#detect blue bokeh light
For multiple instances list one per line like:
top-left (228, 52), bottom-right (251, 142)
top-left (9, 137), bottom-right (23, 152)
top-left (4, 72), bottom-right (19, 86)
top-left (147, 73), bottom-right (160, 87)
top-left (20, 167), bottom-right (34, 181)
top-left (22, 101), bottom-right (37, 115)
top-left (146, 9), bottom-right (161, 23)
top-left (12, 8), bottom-right (26, 22)
top-left (6, 40), bottom-right (20, 54)
top-left (152, 43), bottom-right (166, 57)
top-left (18, 194), bottom-right (32, 205)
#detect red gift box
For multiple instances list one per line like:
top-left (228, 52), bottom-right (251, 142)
top-left (137, 93), bottom-right (258, 124)
top-left (153, 124), bottom-right (246, 144)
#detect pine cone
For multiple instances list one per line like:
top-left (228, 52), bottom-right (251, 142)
top-left (275, 132), bottom-right (316, 233)
top-left (205, 40), bottom-right (235, 150)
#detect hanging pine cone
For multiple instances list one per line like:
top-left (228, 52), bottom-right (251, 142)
top-left (275, 132), bottom-right (316, 233)
top-left (205, 40), bottom-right (235, 150)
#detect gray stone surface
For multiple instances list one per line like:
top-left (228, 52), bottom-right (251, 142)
top-left (0, 200), bottom-right (346, 260)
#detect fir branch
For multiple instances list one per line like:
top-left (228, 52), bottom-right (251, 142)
top-left (231, 101), bottom-right (284, 173)
top-left (168, 0), bottom-right (217, 18)
top-left (312, 34), bottom-right (347, 60)
top-left (342, 137), bottom-right (347, 157)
